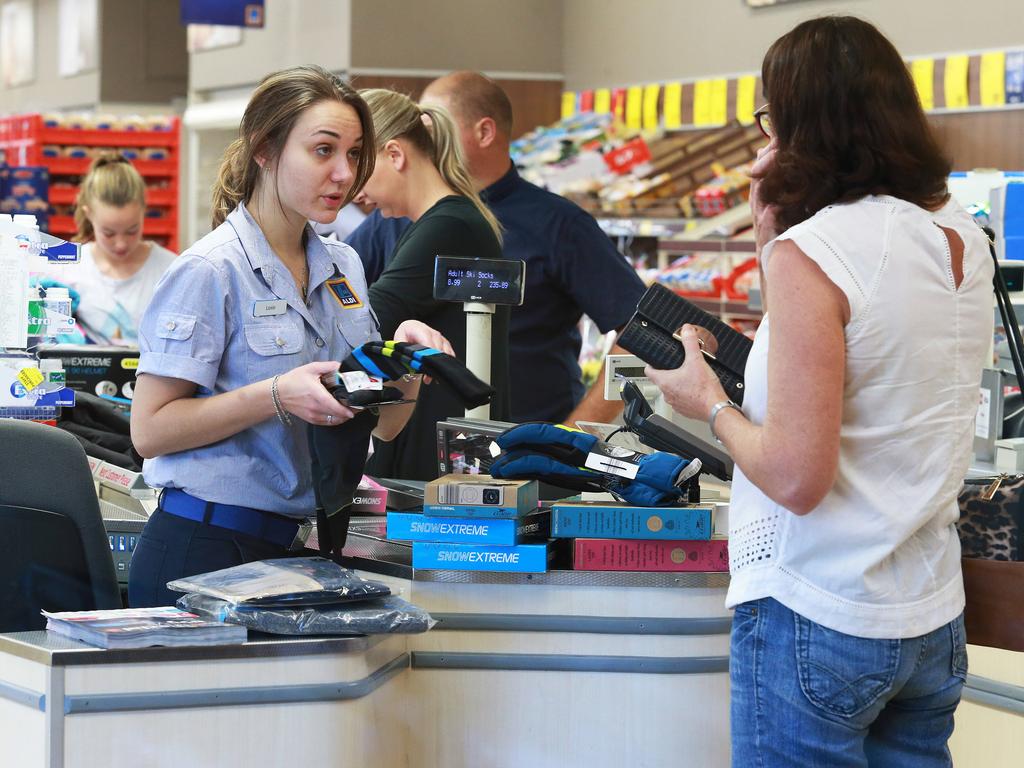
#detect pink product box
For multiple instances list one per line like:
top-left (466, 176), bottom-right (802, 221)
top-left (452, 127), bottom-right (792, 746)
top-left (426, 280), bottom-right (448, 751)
top-left (573, 538), bottom-right (729, 572)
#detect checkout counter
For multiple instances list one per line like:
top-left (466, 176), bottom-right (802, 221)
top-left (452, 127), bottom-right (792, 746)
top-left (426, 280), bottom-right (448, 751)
top-left (0, 456), bottom-right (733, 768)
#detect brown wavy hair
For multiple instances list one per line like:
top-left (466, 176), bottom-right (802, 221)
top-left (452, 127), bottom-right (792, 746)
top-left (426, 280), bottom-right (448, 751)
top-left (211, 65), bottom-right (375, 227)
top-left (756, 16), bottom-right (950, 232)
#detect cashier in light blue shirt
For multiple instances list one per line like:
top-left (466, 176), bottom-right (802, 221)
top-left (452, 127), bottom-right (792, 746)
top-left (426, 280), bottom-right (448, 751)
top-left (137, 202), bottom-right (375, 515)
top-left (127, 67), bottom-right (451, 608)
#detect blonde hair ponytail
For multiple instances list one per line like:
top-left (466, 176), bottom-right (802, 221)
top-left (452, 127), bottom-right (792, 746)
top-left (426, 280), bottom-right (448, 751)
top-left (210, 65), bottom-right (376, 228)
top-left (360, 89), bottom-right (502, 244)
top-left (73, 153), bottom-right (146, 242)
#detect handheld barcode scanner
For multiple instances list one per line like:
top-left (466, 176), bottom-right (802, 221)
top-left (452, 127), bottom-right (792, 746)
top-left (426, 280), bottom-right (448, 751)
top-left (432, 255), bottom-right (526, 418)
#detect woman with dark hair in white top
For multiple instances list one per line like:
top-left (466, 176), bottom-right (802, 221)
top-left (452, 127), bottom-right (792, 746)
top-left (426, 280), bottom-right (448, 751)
top-left (648, 16), bottom-right (992, 768)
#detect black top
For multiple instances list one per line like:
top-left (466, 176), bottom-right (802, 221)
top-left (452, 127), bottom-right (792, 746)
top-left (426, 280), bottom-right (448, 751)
top-left (347, 166), bottom-right (646, 423)
top-left (366, 195), bottom-right (510, 480)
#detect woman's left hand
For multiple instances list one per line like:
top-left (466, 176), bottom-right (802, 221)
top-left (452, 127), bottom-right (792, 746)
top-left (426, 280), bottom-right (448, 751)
top-left (393, 320), bottom-right (454, 355)
top-left (645, 324), bottom-right (728, 421)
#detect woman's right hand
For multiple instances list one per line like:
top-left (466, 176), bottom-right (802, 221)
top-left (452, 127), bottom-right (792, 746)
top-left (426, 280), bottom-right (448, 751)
top-left (275, 361), bottom-right (355, 427)
top-left (749, 138), bottom-right (783, 252)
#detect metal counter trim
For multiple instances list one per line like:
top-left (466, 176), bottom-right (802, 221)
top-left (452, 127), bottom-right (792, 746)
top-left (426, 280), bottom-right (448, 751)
top-left (432, 613), bottom-right (732, 635)
top-left (0, 679), bottom-right (45, 711)
top-left (62, 651), bottom-right (409, 714)
top-left (963, 674), bottom-right (1024, 716)
top-left (412, 651), bottom-right (729, 675)
top-left (0, 630), bottom-right (377, 667)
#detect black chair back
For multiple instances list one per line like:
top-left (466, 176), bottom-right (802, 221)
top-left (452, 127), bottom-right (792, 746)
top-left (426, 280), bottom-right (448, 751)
top-left (0, 420), bottom-right (121, 631)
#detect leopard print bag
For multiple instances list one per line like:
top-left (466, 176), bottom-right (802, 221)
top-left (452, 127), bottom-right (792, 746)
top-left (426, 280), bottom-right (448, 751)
top-left (957, 474), bottom-right (1024, 561)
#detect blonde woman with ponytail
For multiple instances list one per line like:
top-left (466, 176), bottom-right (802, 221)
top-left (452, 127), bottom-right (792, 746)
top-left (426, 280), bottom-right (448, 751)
top-left (128, 67), bottom-right (451, 608)
top-left (52, 154), bottom-right (177, 344)
top-left (357, 88), bottom-right (511, 481)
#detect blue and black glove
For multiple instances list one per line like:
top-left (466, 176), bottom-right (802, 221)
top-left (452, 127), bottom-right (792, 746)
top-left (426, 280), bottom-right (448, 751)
top-left (490, 423), bottom-right (702, 506)
top-left (338, 340), bottom-right (495, 409)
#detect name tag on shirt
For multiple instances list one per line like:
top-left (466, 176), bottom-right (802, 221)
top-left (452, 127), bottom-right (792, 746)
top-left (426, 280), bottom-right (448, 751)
top-left (253, 299), bottom-right (287, 317)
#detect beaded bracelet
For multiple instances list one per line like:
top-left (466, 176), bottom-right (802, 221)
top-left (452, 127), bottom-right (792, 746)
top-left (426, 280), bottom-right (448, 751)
top-left (271, 375), bottom-right (292, 426)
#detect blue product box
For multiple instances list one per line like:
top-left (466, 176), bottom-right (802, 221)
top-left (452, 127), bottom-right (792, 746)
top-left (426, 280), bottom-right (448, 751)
top-left (412, 541), bottom-right (553, 573)
top-left (388, 510), bottom-right (549, 545)
top-left (550, 502), bottom-right (713, 541)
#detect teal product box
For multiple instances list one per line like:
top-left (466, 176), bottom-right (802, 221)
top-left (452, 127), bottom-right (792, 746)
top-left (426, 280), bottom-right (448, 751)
top-left (550, 501), bottom-right (713, 541)
top-left (412, 541), bottom-right (554, 573)
top-left (424, 474), bottom-right (538, 519)
top-left (387, 510), bottom-right (549, 546)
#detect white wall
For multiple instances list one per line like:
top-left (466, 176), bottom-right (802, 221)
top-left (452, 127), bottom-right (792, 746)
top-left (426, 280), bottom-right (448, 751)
top-left (562, 0), bottom-right (1024, 89)
top-left (349, 0), bottom-right (562, 76)
top-left (188, 0), bottom-right (352, 95)
top-left (1, 0), bottom-right (100, 112)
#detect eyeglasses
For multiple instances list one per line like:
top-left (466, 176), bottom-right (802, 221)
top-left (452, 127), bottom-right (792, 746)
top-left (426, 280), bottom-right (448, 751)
top-left (753, 104), bottom-right (773, 140)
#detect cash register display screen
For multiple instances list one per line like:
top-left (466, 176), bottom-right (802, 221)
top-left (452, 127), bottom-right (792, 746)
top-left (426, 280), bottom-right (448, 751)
top-left (433, 256), bottom-right (525, 305)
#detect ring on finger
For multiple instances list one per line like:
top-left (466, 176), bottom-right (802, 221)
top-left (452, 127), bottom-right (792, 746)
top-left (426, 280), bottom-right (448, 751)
top-left (326, 414), bottom-right (334, 424)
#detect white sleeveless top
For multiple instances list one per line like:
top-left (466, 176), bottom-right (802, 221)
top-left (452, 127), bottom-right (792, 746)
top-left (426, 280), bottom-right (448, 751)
top-left (726, 195), bottom-right (994, 638)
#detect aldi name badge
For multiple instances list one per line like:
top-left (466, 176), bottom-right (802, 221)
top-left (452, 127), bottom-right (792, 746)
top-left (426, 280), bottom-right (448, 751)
top-left (327, 277), bottom-right (363, 309)
top-left (253, 299), bottom-right (287, 317)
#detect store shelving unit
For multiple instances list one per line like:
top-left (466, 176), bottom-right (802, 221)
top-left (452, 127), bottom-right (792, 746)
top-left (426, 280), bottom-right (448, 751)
top-left (0, 114), bottom-right (180, 252)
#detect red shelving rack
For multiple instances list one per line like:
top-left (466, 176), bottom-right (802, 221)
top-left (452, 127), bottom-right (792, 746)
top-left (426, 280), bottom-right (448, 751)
top-left (0, 114), bottom-right (180, 251)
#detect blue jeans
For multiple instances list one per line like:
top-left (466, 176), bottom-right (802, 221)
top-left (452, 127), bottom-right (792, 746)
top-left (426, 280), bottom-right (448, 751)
top-left (730, 597), bottom-right (967, 768)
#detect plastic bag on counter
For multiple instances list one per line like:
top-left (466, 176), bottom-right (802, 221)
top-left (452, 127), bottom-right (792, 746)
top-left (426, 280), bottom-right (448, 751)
top-left (176, 593), bottom-right (435, 636)
top-left (166, 557), bottom-right (391, 607)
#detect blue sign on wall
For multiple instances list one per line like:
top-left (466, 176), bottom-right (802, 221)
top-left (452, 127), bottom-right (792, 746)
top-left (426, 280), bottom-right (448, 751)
top-left (180, 0), bottom-right (265, 28)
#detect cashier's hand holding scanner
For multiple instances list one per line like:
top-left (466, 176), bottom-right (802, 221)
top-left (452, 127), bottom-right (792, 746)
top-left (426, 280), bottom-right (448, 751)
top-left (645, 132), bottom-right (846, 516)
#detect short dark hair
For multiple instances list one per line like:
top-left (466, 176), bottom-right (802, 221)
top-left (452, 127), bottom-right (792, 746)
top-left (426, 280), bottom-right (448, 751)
top-left (757, 16), bottom-right (950, 232)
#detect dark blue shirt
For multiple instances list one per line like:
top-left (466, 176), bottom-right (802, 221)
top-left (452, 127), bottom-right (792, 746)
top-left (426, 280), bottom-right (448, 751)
top-left (345, 165), bottom-right (646, 423)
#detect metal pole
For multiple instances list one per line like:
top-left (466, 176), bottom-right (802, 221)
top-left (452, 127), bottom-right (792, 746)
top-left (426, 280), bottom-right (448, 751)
top-left (464, 301), bottom-right (495, 418)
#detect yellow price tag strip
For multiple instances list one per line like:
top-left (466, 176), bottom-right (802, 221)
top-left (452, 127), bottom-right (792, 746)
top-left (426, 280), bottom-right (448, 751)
top-left (944, 55), bottom-right (970, 109)
top-left (561, 91), bottom-right (577, 120)
top-left (663, 82), bottom-right (683, 129)
top-left (709, 79), bottom-right (728, 125)
top-left (18, 367), bottom-right (44, 392)
top-left (911, 59), bottom-right (935, 111)
top-left (642, 84), bottom-right (661, 131)
top-left (980, 51), bottom-right (1007, 107)
top-left (736, 75), bottom-right (757, 125)
top-left (625, 86), bottom-right (643, 130)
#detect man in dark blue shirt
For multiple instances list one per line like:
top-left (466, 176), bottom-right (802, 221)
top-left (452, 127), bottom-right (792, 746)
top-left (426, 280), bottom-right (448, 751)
top-left (347, 72), bottom-right (646, 425)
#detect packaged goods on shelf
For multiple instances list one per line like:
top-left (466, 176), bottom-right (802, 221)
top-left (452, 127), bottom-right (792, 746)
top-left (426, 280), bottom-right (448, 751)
top-left (681, 163), bottom-right (752, 218)
top-left (512, 113), bottom-right (762, 221)
top-left (655, 252), bottom-right (754, 297)
top-left (0, 113), bottom-right (180, 251)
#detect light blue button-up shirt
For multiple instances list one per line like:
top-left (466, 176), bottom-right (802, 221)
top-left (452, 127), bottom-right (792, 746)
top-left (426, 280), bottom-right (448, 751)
top-left (137, 202), bottom-right (380, 517)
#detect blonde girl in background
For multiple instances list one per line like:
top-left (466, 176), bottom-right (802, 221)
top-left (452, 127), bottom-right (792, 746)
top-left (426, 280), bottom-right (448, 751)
top-left (67, 154), bottom-right (176, 345)
top-left (356, 88), bottom-right (511, 481)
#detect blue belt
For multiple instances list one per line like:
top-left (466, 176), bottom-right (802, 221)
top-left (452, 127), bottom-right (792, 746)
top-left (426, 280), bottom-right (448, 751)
top-left (160, 489), bottom-right (300, 549)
